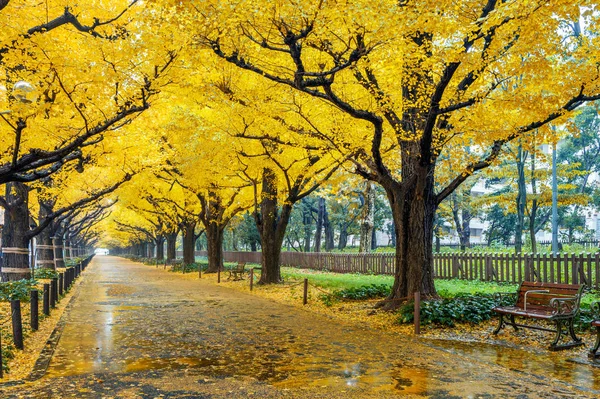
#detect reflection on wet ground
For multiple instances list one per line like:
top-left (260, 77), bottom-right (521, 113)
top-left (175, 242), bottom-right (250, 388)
top-left (4, 256), bottom-right (600, 398)
top-left (428, 338), bottom-right (600, 393)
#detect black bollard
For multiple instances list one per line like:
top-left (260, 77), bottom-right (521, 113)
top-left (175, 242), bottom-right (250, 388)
top-left (30, 290), bottom-right (39, 331)
top-left (10, 300), bottom-right (23, 350)
top-left (43, 284), bottom-right (50, 316)
top-left (51, 278), bottom-right (58, 308)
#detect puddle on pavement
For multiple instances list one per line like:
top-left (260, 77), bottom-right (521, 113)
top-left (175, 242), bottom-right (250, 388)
top-left (428, 339), bottom-right (600, 392)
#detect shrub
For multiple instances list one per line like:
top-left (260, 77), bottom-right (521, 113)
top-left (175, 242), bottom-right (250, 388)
top-left (335, 284), bottom-right (390, 300)
top-left (170, 262), bottom-right (209, 273)
top-left (0, 279), bottom-right (38, 302)
top-left (397, 293), bottom-right (516, 327)
top-left (34, 268), bottom-right (59, 280)
top-left (319, 283), bottom-right (391, 306)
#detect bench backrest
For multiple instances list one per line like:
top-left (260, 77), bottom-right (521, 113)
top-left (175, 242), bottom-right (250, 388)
top-left (234, 262), bottom-right (246, 271)
top-left (515, 281), bottom-right (583, 311)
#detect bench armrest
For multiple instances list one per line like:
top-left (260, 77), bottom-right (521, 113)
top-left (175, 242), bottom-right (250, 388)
top-left (493, 292), bottom-right (516, 307)
top-left (550, 297), bottom-right (578, 316)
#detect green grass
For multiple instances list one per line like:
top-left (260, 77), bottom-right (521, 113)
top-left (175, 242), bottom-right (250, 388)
top-left (281, 267), bottom-right (394, 290)
top-left (280, 267), bottom-right (600, 305)
top-left (435, 279), bottom-right (518, 298)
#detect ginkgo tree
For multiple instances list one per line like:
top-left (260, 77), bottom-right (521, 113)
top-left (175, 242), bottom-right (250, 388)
top-left (190, 0), bottom-right (600, 304)
top-left (202, 71), bottom-right (348, 283)
top-left (0, 0), bottom-right (177, 184)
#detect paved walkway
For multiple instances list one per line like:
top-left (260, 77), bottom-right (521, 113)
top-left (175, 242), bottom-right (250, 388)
top-left (2, 256), bottom-right (600, 398)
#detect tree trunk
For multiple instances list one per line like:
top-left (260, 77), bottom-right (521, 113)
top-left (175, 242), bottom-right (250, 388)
top-left (254, 168), bottom-right (292, 284)
top-left (515, 145), bottom-right (527, 254)
top-left (371, 228), bottom-right (377, 251)
top-left (303, 203), bottom-right (311, 252)
top-left (1, 182), bottom-right (31, 281)
top-left (182, 221), bottom-right (196, 265)
top-left (338, 224), bottom-right (348, 250)
top-left (313, 197), bottom-right (325, 252)
top-left (324, 204), bottom-right (335, 252)
top-left (451, 191), bottom-right (471, 252)
top-left (65, 237), bottom-right (72, 260)
top-left (250, 241), bottom-right (257, 251)
top-left (359, 182), bottom-right (375, 253)
top-left (380, 165), bottom-right (437, 309)
top-left (205, 223), bottom-right (224, 272)
top-left (36, 199), bottom-right (56, 270)
top-left (155, 236), bottom-right (165, 260)
top-left (147, 242), bottom-right (155, 258)
top-left (529, 151), bottom-right (538, 254)
top-left (166, 232), bottom-right (177, 262)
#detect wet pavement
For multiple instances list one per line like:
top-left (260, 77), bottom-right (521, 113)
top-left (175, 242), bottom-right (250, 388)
top-left (2, 256), bottom-right (600, 398)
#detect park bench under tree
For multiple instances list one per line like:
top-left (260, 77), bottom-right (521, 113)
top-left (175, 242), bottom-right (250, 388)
top-left (492, 281), bottom-right (584, 351)
top-left (227, 262), bottom-right (246, 281)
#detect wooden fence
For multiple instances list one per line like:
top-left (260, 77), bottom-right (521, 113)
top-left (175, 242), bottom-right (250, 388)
top-left (193, 251), bottom-right (600, 288)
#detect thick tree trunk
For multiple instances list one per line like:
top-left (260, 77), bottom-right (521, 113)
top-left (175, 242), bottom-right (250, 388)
top-left (182, 221), bottom-right (196, 265)
top-left (359, 182), bottom-right (375, 253)
top-left (338, 224), bottom-right (348, 250)
top-left (155, 236), bottom-right (165, 260)
top-left (371, 228), bottom-right (377, 251)
top-left (36, 199), bottom-right (56, 270)
top-left (1, 182), bottom-right (31, 281)
top-left (205, 223), bottom-right (224, 272)
top-left (166, 232), bottom-right (177, 262)
top-left (255, 168), bottom-right (292, 284)
top-left (313, 197), bottom-right (325, 252)
top-left (381, 166), bottom-right (437, 309)
top-left (147, 242), bottom-right (155, 258)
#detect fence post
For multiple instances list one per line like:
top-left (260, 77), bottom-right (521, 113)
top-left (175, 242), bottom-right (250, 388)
top-left (250, 268), bottom-right (254, 291)
top-left (10, 300), bottom-right (23, 350)
top-left (303, 278), bottom-right (308, 305)
top-left (218, 268), bottom-right (221, 283)
top-left (43, 284), bottom-right (50, 316)
top-left (414, 291), bottom-right (421, 335)
top-left (30, 290), bottom-right (39, 331)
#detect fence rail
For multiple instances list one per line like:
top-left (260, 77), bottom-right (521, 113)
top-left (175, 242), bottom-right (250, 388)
top-left (193, 250), bottom-right (600, 289)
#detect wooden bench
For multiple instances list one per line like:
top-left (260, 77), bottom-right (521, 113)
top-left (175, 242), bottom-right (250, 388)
top-left (589, 302), bottom-right (600, 357)
top-left (227, 262), bottom-right (246, 281)
top-left (492, 281), bottom-right (584, 351)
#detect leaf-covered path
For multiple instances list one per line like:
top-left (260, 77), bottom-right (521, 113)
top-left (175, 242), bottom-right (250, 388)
top-left (3, 256), bottom-right (600, 398)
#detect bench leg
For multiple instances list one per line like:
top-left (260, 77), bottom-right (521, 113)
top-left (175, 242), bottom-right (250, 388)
top-left (550, 318), bottom-right (583, 351)
top-left (568, 319), bottom-right (582, 343)
top-left (493, 314), bottom-right (505, 335)
top-left (509, 315), bottom-right (518, 331)
top-left (589, 326), bottom-right (600, 357)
